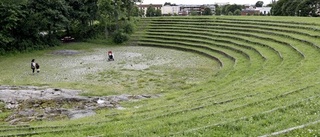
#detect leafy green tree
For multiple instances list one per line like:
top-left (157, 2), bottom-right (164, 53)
top-left (203, 7), bottom-right (213, 15)
top-left (98, 0), bottom-right (114, 38)
top-left (260, 12), bottom-right (263, 16)
top-left (190, 11), bottom-right (198, 16)
top-left (221, 4), bottom-right (228, 15)
top-left (214, 4), bottom-right (221, 15)
top-left (146, 5), bottom-right (156, 17)
top-left (225, 4), bottom-right (243, 15)
top-left (139, 8), bottom-right (145, 17)
top-left (266, 3), bottom-right (273, 7)
top-left (272, 0), bottom-right (320, 16)
top-left (27, 0), bottom-right (69, 39)
top-left (65, 0), bottom-right (101, 39)
top-left (155, 9), bottom-right (162, 16)
top-left (131, 6), bottom-right (140, 17)
top-left (285, 0), bottom-right (299, 16)
top-left (98, 0), bottom-right (139, 43)
top-left (234, 9), bottom-right (241, 15)
top-left (0, 4), bottom-right (23, 52)
top-left (271, 0), bottom-right (289, 15)
top-left (255, 1), bottom-right (264, 7)
top-left (297, 0), bottom-right (318, 16)
top-left (0, 0), bottom-right (139, 53)
top-left (0, 0), bottom-right (27, 4)
top-left (119, 0), bottom-right (135, 20)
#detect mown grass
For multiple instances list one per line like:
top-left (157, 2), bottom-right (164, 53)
top-left (1, 16), bottom-right (320, 136)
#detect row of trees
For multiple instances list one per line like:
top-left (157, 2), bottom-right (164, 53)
top-left (272, 0), bottom-right (320, 16)
top-left (0, 0), bottom-right (140, 55)
top-left (215, 4), bottom-right (244, 16)
top-left (147, 0), bottom-right (319, 17)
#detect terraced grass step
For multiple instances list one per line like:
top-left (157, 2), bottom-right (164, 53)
top-left (147, 23), bottom-right (316, 58)
top-left (147, 20), bottom-right (320, 42)
top-left (137, 41), bottom-right (227, 68)
top-left (141, 33), bottom-right (251, 61)
top-left (145, 28), bottom-right (282, 61)
top-left (148, 17), bottom-right (320, 34)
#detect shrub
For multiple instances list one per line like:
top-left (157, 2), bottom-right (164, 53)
top-left (123, 21), bottom-right (135, 34)
top-left (0, 48), bottom-right (5, 55)
top-left (113, 30), bottom-right (129, 44)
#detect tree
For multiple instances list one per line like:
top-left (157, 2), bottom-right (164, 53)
top-left (0, 0), bottom-right (138, 54)
top-left (260, 12), bottom-right (264, 16)
top-left (98, 0), bottom-right (114, 38)
top-left (27, 0), bottom-right (69, 39)
top-left (164, 2), bottom-right (171, 6)
top-left (203, 7), bottom-right (213, 15)
top-left (155, 9), bottom-right (162, 16)
top-left (0, 0), bottom-right (27, 4)
top-left (234, 9), bottom-right (241, 15)
top-left (266, 3), bottom-right (273, 7)
top-left (131, 5), bottom-right (139, 17)
top-left (214, 4), bottom-right (221, 15)
top-left (297, 0), bottom-right (310, 16)
top-left (255, 1), bottom-right (264, 7)
top-left (190, 11), bottom-right (198, 16)
top-left (98, 0), bottom-right (137, 39)
top-left (272, 0), bottom-right (320, 16)
top-left (272, 0), bottom-right (289, 16)
top-left (146, 5), bottom-right (156, 17)
top-left (0, 4), bottom-right (24, 53)
top-left (139, 8), bottom-right (145, 17)
top-left (285, 0), bottom-right (300, 16)
top-left (225, 4), bottom-right (244, 15)
top-left (297, 0), bottom-right (318, 16)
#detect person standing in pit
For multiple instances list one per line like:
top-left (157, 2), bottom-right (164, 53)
top-left (31, 59), bottom-right (36, 73)
top-left (35, 62), bottom-right (40, 73)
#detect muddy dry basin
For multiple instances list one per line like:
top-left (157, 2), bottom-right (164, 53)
top-left (0, 45), bottom-right (219, 125)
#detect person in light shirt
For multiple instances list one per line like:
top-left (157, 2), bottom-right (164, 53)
top-left (31, 59), bottom-right (36, 73)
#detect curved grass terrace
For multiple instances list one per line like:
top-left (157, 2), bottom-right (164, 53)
top-left (1, 16), bottom-right (320, 136)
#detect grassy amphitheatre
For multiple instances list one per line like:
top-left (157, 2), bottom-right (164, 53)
top-left (1, 16), bottom-right (320, 136)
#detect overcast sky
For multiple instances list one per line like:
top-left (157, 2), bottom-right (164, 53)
top-left (142, 0), bottom-right (273, 5)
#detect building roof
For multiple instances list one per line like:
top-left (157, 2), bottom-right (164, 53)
top-left (137, 4), bottom-right (162, 8)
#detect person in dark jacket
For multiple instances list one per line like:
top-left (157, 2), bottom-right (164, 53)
top-left (108, 51), bottom-right (114, 61)
top-left (35, 63), bottom-right (40, 73)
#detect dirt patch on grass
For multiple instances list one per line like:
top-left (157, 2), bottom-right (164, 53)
top-left (12, 45), bottom-right (220, 95)
top-left (0, 44), bottom-right (219, 124)
top-left (0, 85), bottom-right (159, 125)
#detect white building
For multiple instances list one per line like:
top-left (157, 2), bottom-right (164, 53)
top-left (214, 2), bottom-right (230, 6)
top-left (137, 4), bottom-right (162, 16)
top-left (162, 4), bottom-right (180, 15)
top-left (256, 7), bottom-right (272, 15)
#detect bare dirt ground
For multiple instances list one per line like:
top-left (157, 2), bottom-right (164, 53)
top-left (0, 45), bottom-right (219, 124)
top-left (0, 85), bottom-right (158, 125)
